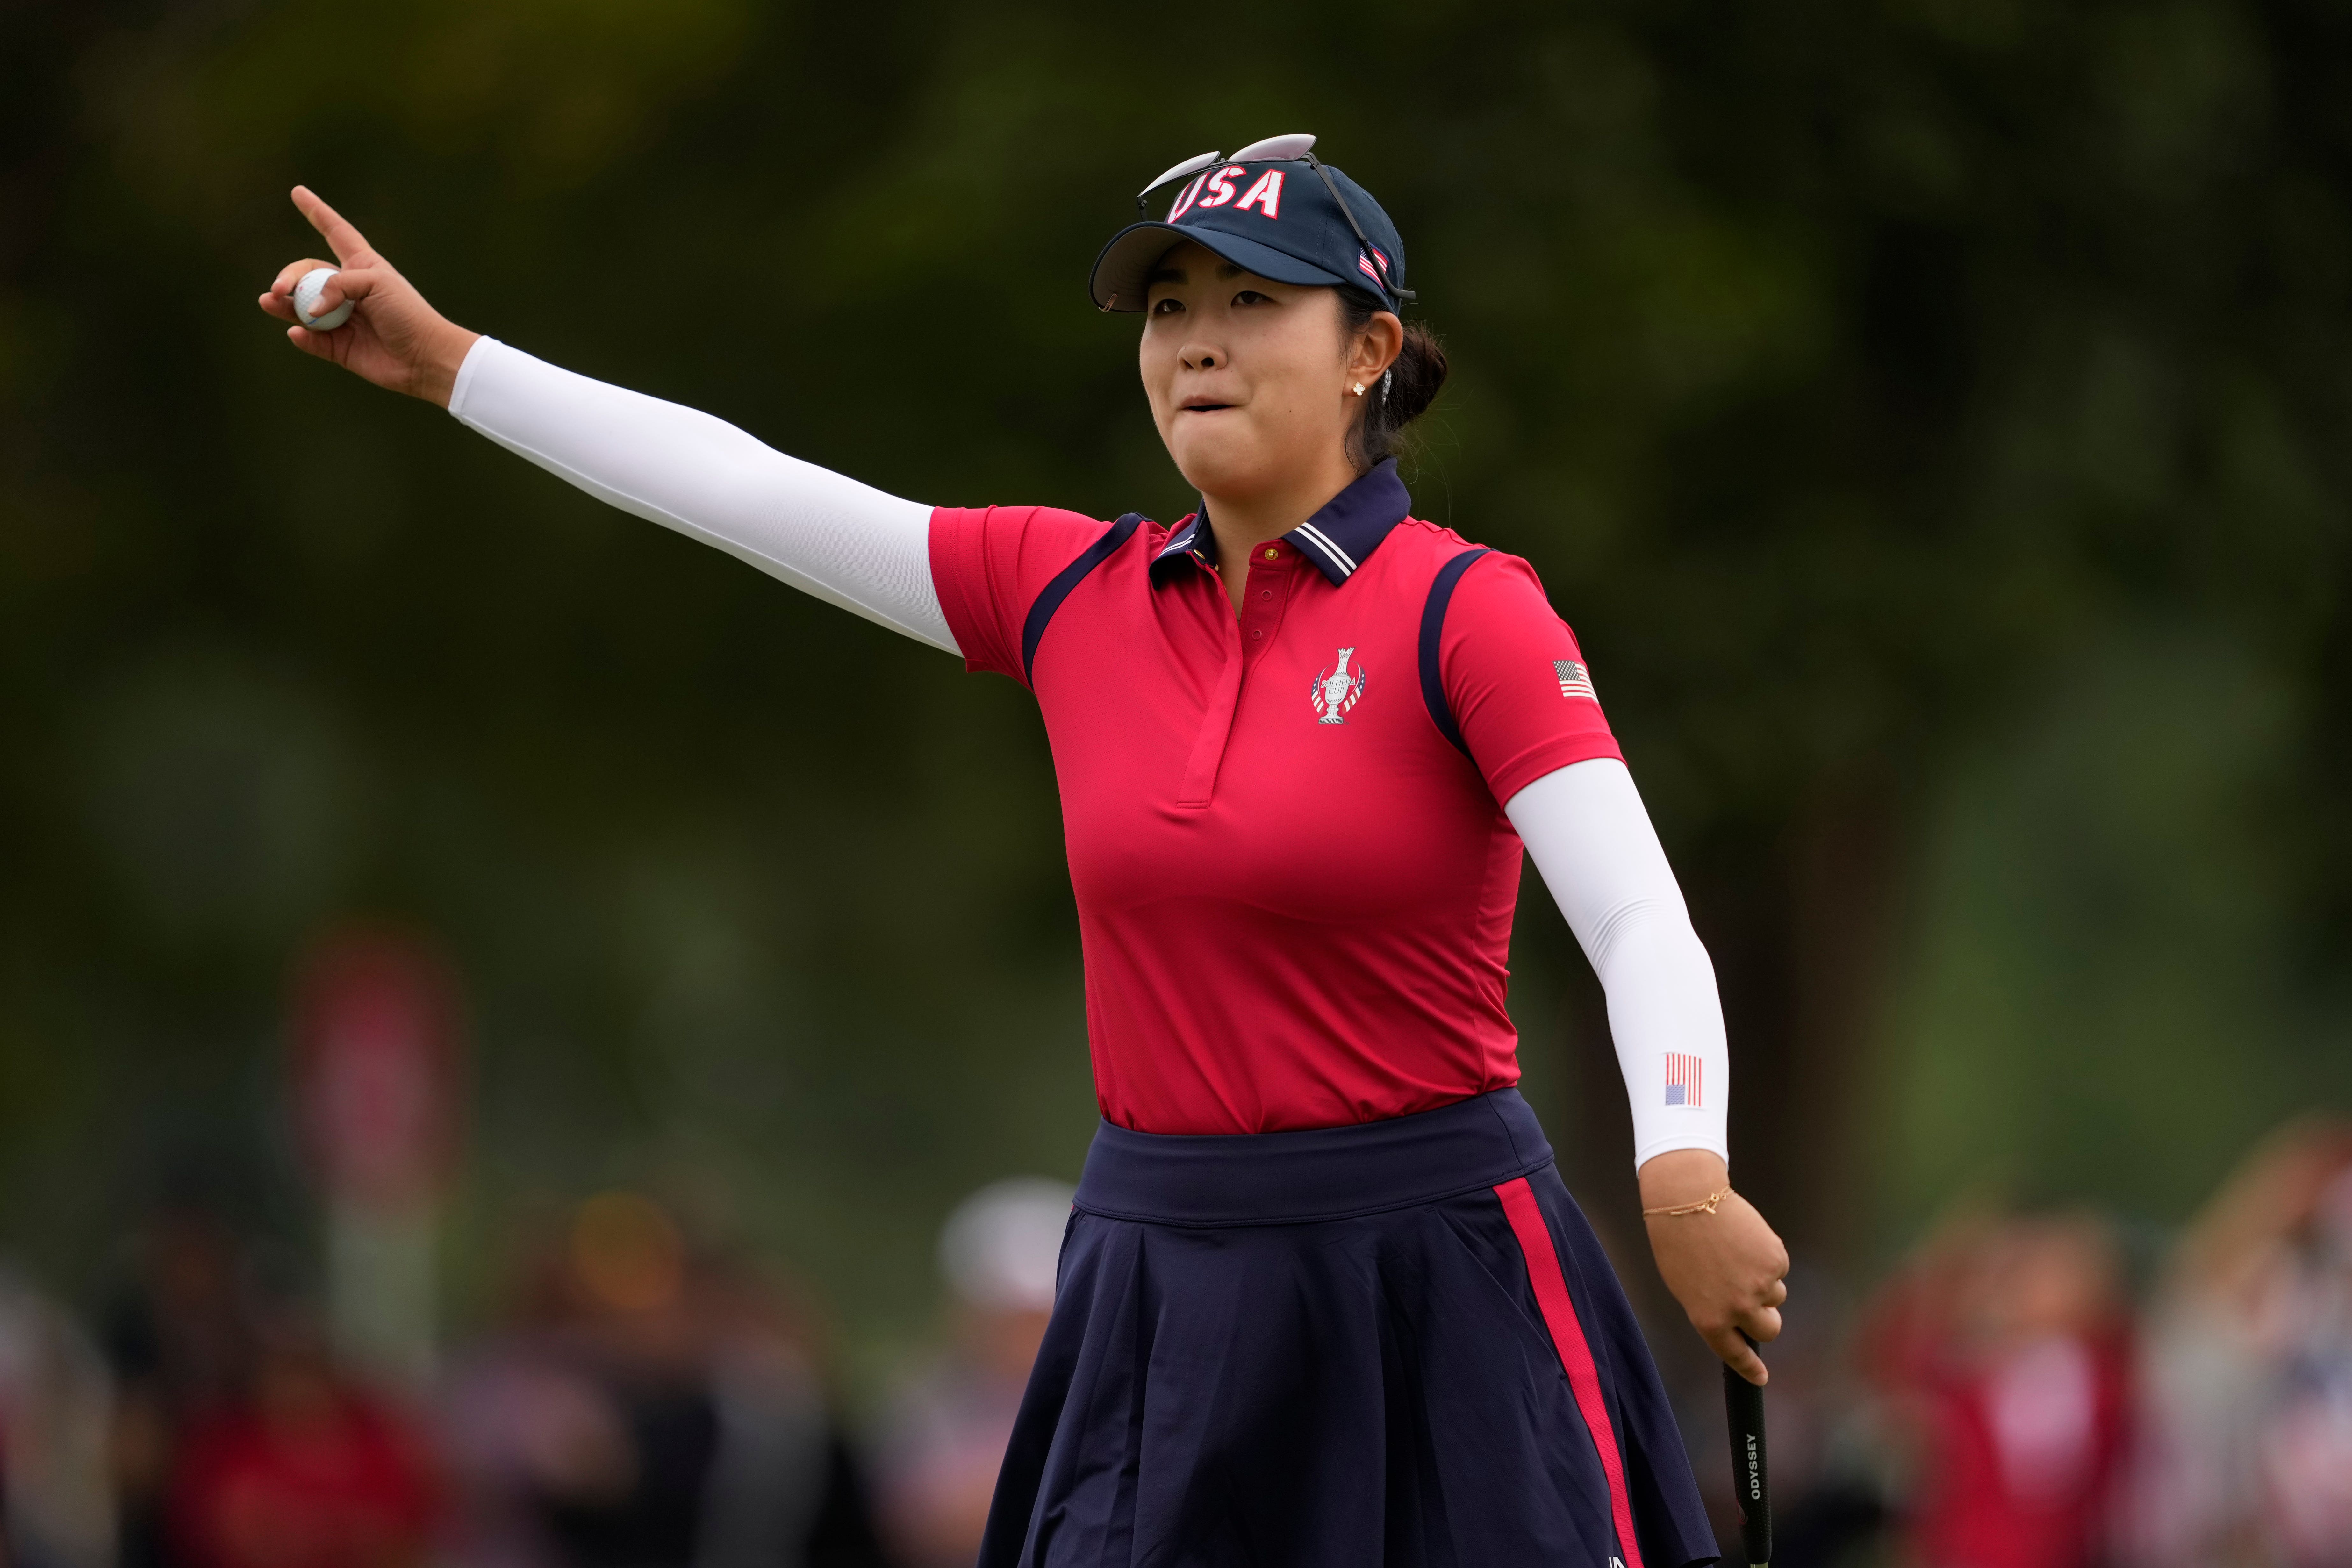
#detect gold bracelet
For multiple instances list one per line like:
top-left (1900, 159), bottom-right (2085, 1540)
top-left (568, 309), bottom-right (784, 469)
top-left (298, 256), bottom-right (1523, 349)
top-left (1642, 1185), bottom-right (1733, 1218)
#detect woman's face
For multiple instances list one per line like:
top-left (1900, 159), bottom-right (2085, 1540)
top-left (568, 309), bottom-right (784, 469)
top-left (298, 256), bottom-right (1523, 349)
top-left (1139, 241), bottom-right (1395, 502)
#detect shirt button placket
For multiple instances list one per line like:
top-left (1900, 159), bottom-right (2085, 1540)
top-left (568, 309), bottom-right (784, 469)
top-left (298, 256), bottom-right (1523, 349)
top-left (1240, 546), bottom-right (1293, 668)
top-left (1176, 543), bottom-right (1296, 806)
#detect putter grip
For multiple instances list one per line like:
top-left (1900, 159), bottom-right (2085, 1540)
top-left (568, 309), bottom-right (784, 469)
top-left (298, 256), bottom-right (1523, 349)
top-left (1722, 1362), bottom-right (1771, 1567)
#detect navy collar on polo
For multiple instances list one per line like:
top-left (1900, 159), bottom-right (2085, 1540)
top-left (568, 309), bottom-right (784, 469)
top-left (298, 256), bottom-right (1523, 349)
top-left (1150, 458), bottom-right (1412, 588)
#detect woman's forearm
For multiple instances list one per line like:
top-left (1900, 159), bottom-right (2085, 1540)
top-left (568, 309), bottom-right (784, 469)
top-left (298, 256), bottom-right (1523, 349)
top-left (447, 338), bottom-right (959, 652)
top-left (1505, 758), bottom-right (1731, 1170)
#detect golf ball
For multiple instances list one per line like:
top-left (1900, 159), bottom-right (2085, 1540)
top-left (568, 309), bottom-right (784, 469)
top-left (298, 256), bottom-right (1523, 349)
top-left (292, 267), bottom-right (354, 331)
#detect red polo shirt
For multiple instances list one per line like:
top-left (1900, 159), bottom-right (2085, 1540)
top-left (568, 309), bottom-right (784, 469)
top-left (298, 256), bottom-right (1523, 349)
top-left (929, 460), bottom-right (1621, 1135)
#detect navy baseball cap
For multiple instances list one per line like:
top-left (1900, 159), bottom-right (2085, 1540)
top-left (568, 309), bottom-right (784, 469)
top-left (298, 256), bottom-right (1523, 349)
top-left (1089, 133), bottom-right (1413, 315)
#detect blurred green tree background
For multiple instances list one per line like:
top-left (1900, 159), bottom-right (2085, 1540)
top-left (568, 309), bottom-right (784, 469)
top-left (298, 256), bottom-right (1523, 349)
top-left (4, 0), bottom-right (2349, 1376)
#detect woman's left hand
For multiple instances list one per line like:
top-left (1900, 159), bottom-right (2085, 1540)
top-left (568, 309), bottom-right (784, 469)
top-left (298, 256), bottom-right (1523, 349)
top-left (1638, 1149), bottom-right (1788, 1385)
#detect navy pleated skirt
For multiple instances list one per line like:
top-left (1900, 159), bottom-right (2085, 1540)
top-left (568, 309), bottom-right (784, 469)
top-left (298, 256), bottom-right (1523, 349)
top-left (977, 1089), bottom-right (1718, 1568)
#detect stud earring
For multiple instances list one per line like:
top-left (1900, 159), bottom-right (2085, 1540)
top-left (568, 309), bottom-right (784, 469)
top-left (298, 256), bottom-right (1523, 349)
top-left (1352, 383), bottom-right (1366, 397)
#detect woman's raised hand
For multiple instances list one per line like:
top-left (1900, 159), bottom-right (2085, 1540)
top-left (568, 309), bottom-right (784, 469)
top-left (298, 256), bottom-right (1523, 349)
top-left (1639, 1149), bottom-right (1790, 1386)
top-left (257, 187), bottom-right (479, 408)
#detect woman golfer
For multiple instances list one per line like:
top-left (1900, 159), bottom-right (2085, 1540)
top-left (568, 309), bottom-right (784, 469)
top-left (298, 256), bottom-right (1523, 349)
top-left (263, 135), bottom-right (1787, 1567)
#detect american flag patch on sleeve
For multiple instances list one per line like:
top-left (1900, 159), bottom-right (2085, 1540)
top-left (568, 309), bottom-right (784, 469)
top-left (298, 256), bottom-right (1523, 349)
top-left (1555, 659), bottom-right (1598, 702)
top-left (1664, 1052), bottom-right (1703, 1107)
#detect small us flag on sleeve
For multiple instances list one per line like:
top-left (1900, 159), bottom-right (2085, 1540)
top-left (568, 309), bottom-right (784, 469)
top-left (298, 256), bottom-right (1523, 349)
top-left (1664, 1052), bottom-right (1703, 1107)
top-left (1555, 659), bottom-right (1598, 703)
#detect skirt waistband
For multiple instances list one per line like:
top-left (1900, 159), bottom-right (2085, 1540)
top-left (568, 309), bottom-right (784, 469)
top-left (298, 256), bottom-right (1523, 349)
top-left (1073, 1088), bottom-right (1556, 1227)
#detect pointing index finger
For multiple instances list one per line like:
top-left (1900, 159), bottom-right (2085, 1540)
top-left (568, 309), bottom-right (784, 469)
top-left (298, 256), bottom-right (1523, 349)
top-left (291, 186), bottom-right (375, 266)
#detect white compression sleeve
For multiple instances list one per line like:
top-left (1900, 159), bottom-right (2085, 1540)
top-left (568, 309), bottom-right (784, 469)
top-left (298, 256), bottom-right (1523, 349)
top-left (1505, 757), bottom-right (1731, 1168)
top-left (447, 337), bottom-right (958, 653)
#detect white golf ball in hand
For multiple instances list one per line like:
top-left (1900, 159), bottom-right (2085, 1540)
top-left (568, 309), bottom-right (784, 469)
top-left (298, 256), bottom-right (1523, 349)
top-left (292, 267), bottom-right (354, 331)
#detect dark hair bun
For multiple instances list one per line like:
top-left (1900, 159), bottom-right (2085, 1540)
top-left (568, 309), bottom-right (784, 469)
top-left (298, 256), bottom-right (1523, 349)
top-left (1338, 288), bottom-right (1449, 470)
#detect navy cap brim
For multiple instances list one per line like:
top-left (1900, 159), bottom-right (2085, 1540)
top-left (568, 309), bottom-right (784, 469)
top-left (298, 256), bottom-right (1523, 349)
top-left (1087, 221), bottom-right (1355, 313)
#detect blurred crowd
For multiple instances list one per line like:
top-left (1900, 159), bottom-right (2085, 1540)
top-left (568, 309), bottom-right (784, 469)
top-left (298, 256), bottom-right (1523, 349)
top-left (1, 1126), bottom-right (2348, 1568)
top-left (1716, 1117), bottom-right (2352, 1568)
top-left (0, 1177), bottom-right (1071, 1568)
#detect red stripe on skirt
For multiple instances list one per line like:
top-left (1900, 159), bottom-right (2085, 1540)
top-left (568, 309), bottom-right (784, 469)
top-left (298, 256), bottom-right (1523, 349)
top-left (1494, 1176), bottom-right (1646, 1568)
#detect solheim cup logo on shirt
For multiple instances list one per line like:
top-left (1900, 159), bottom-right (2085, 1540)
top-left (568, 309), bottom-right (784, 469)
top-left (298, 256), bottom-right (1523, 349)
top-left (1311, 648), bottom-right (1366, 725)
